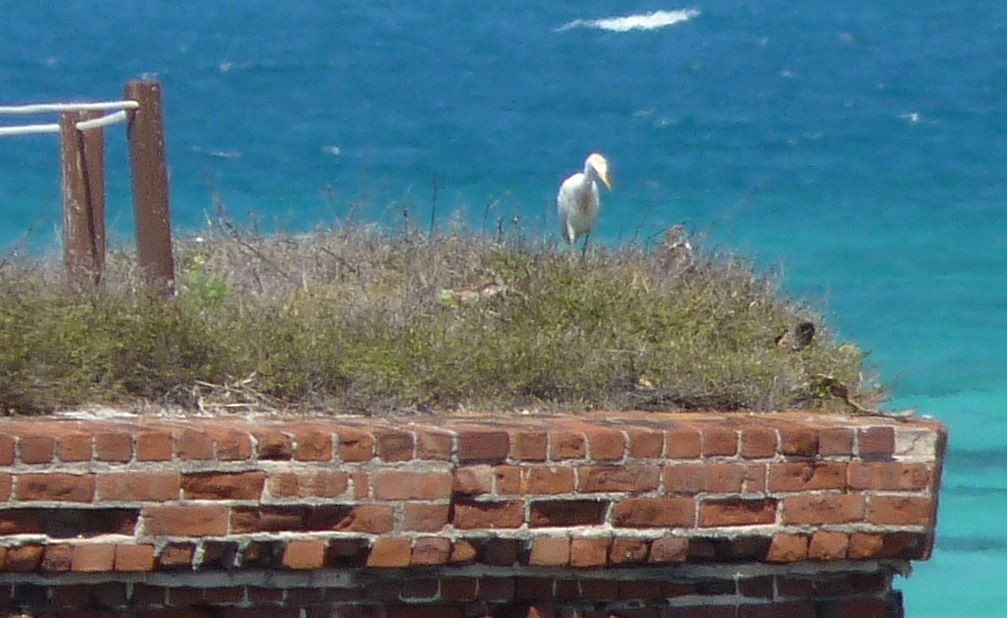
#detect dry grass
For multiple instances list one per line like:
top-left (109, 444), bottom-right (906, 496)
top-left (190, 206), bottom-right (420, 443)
top-left (0, 223), bottom-right (880, 415)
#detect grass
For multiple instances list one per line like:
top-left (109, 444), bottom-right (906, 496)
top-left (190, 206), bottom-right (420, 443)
top-left (0, 223), bottom-right (880, 415)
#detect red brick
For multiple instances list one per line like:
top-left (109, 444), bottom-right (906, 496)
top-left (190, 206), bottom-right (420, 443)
top-left (818, 427), bottom-right (855, 456)
top-left (578, 465), bottom-right (660, 493)
top-left (649, 537), bottom-right (689, 563)
top-left (703, 427), bottom-right (739, 456)
top-left (477, 577), bottom-right (515, 602)
top-left (205, 586), bottom-right (246, 604)
top-left (352, 470), bottom-right (369, 499)
top-left (19, 435), bottom-right (54, 464)
top-left (611, 498), bottom-right (695, 527)
top-left (95, 432), bottom-right (133, 462)
top-left (183, 471), bottom-right (266, 500)
top-left (0, 474), bottom-right (11, 502)
top-left (449, 540), bottom-right (478, 564)
top-left (866, 496), bottom-right (933, 526)
top-left (737, 576), bottom-right (775, 599)
top-left (372, 470), bottom-right (452, 500)
top-left (401, 578), bottom-right (439, 600)
top-left (325, 538), bottom-right (369, 567)
top-left (766, 534), bottom-right (809, 563)
top-left (335, 505), bottom-right (395, 533)
top-left (665, 463), bottom-right (764, 494)
top-left (530, 500), bottom-right (606, 527)
top-left (510, 430), bottom-right (548, 461)
top-left (609, 538), bottom-right (648, 564)
top-left (41, 543), bottom-right (73, 572)
top-left (97, 472), bottom-right (179, 501)
top-left (458, 429), bottom-right (509, 462)
top-left (848, 461), bottom-right (931, 491)
top-left (57, 433), bottom-right (93, 462)
top-left (137, 431), bottom-right (173, 461)
top-left (402, 503), bottom-right (450, 531)
top-left (699, 499), bottom-right (777, 527)
top-left (515, 578), bottom-right (555, 601)
top-left (254, 429), bottom-right (294, 460)
top-left (529, 537), bottom-right (570, 566)
top-left (769, 462), bottom-right (846, 492)
top-left (367, 537), bottom-right (412, 567)
top-left (782, 494), bottom-right (866, 525)
top-left (72, 543), bottom-right (115, 572)
top-left (665, 428), bottom-right (702, 458)
top-left (570, 537), bottom-right (610, 567)
top-left (114, 544), bottom-right (155, 572)
top-left (583, 428), bottom-right (625, 461)
top-left (375, 430), bottom-right (415, 461)
top-left (337, 428), bottom-right (374, 461)
top-left (627, 429), bottom-right (664, 458)
top-left (143, 506), bottom-right (229, 536)
top-left (858, 426), bottom-right (895, 457)
top-left (411, 537), bottom-right (451, 566)
top-left (453, 500), bottom-right (524, 529)
top-left (440, 577), bottom-right (479, 601)
top-left (0, 435), bottom-right (14, 464)
top-left (549, 431), bottom-right (586, 460)
top-left (808, 531), bottom-right (848, 561)
top-left (283, 540), bottom-right (326, 569)
top-left (177, 430), bottom-right (214, 460)
top-left (16, 473), bottom-right (95, 502)
top-left (292, 428), bottom-right (332, 461)
top-left (453, 465), bottom-right (493, 495)
top-left (779, 427), bottom-right (819, 456)
top-left (417, 430), bottom-right (453, 460)
top-left (494, 465), bottom-right (522, 494)
top-left (817, 598), bottom-right (890, 618)
top-left (267, 471), bottom-right (348, 498)
top-left (214, 430), bottom-right (253, 461)
top-left (738, 602), bottom-right (816, 618)
top-left (740, 427), bottom-right (778, 458)
top-left (4, 544), bottom-right (42, 571)
top-left (156, 543), bottom-right (195, 569)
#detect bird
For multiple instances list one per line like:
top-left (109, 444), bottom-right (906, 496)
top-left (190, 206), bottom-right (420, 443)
top-left (557, 153), bottom-right (612, 256)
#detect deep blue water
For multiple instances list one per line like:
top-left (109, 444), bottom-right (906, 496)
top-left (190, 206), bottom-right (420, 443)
top-left (1, 2), bottom-right (1005, 613)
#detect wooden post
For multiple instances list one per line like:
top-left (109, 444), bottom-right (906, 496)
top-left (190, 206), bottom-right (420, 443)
top-left (59, 110), bottom-right (105, 285)
top-left (125, 79), bottom-right (175, 299)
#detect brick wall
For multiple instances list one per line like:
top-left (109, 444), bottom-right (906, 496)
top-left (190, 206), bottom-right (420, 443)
top-left (0, 411), bottom-right (946, 618)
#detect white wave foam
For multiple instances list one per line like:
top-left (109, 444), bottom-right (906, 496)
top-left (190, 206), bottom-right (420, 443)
top-left (557, 9), bottom-right (700, 33)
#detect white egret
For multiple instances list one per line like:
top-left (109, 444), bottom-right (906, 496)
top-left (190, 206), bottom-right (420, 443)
top-left (557, 153), bottom-right (612, 255)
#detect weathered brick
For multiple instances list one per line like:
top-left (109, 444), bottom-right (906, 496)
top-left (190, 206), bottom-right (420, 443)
top-left (453, 500), bottom-right (524, 529)
top-left (177, 430), bottom-right (214, 460)
top-left (510, 430), bottom-right (548, 461)
top-left (16, 473), bottom-right (95, 502)
top-left (609, 538), bottom-right (648, 564)
top-left (779, 427), bottom-right (819, 457)
top-left (0, 474), bottom-right (11, 502)
top-left (411, 537), bottom-right (451, 566)
top-left (375, 430), bottom-right (415, 461)
top-left (665, 463), bottom-right (764, 494)
top-left (114, 544), bottom-right (155, 572)
top-left (703, 427), bottom-right (739, 456)
top-left (769, 462), bottom-right (846, 492)
top-left (402, 503), bottom-right (450, 531)
top-left (529, 537), bottom-right (570, 566)
top-left (453, 465), bottom-right (494, 495)
top-left (57, 433), bottom-right (93, 462)
top-left (282, 540), bottom-right (326, 569)
top-left (866, 496), bottom-right (933, 526)
top-left (808, 531), bottom-right (848, 561)
top-left (337, 428), bottom-right (375, 462)
top-left (583, 428), bottom-right (625, 461)
top-left (292, 428), bottom-right (333, 461)
top-left (136, 431), bottom-right (173, 461)
top-left (699, 499), bottom-right (777, 527)
top-left (440, 577), bottom-right (479, 601)
top-left (766, 534), bottom-right (808, 563)
top-left (581, 579), bottom-right (619, 601)
top-left (267, 471), bottom-right (348, 498)
top-left (325, 538), bottom-right (369, 567)
top-left (649, 537), bottom-right (689, 563)
top-left (818, 427), bottom-right (855, 456)
top-left (665, 428), bottom-right (702, 458)
top-left (372, 470), bottom-right (452, 500)
top-left (848, 461), bottom-right (931, 491)
top-left (156, 543), bottom-right (195, 569)
top-left (41, 543), bottom-right (73, 572)
top-left (94, 432), bottom-right (133, 462)
top-left (352, 470), bottom-right (369, 499)
top-left (627, 429), bottom-right (665, 458)
top-left (458, 429), bottom-right (509, 462)
top-left (19, 435), bottom-right (54, 464)
top-left (214, 430), bottom-right (253, 461)
top-left (578, 465), bottom-right (660, 493)
top-left (5, 544), bottom-right (42, 571)
top-left (254, 430), bottom-right (294, 460)
top-left (97, 472), bottom-right (179, 501)
top-left (143, 506), bottom-right (229, 536)
top-left (570, 537), bottom-right (610, 567)
top-left (549, 431), bottom-right (586, 460)
top-left (417, 430), bottom-right (453, 460)
top-left (494, 465), bottom-right (522, 494)
top-left (530, 499), bottom-right (606, 527)
top-left (183, 471), bottom-right (266, 500)
top-left (740, 427), bottom-right (778, 458)
top-left (737, 576), bottom-right (775, 599)
top-left (611, 498), bottom-right (695, 527)
top-left (367, 537), bottom-right (412, 567)
top-left (782, 494), bottom-right (866, 525)
top-left (334, 505), bottom-right (395, 533)
top-left (71, 543), bottom-right (115, 572)
top-left (477, 577), bottom-right (515, 602)
top-left (449, 540), bottom-right (478, 564)
top-left (400, 578), bottom-right (439, 600)
top-left (858, 426), bottom-right (895, 458)
top-left (0, 435), bottom-right (14, 464)
top-left (481, 539), bottom-right (522, 565)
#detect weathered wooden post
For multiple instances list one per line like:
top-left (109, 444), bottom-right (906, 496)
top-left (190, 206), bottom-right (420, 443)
top-left (59, 109), bottom-right (105, 285)
top-left (125, 79), bottom-right (175, 299)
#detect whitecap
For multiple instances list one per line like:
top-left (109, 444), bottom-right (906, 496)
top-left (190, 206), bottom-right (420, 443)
top-left (210, 149), bottom-right (242, 159)
top-left (899, 112), bottom-right (921, 124)
top-left (557, 9), bottom-right (700, 33)
top-left (322, 145), bottom-right (342, 156)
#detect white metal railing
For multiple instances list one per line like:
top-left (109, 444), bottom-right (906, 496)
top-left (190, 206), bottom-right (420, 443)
top-left (0, 100), bottom-right (137, 137)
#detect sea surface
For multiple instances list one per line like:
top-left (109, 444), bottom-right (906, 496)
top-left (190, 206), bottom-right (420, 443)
top-left (1, 2), bottom-right (1004, 614)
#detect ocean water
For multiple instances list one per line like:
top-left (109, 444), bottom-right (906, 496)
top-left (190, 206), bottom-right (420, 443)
top-left (1, 2), bottom-right (1004, 613)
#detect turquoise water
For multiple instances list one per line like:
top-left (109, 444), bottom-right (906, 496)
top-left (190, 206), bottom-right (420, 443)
top-left (1, 3), bottom-right (1004, 613)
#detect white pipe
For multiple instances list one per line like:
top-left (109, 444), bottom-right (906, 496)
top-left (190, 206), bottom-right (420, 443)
top-left (75, 110), bottom-right (128, 132)
top-left (0, 123), bottom-right (60, 137)
top-left (0, 100), bottom-right (140, 115)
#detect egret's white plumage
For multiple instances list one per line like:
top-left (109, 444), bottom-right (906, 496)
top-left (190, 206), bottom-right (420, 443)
top-left (557, 153), bottom-right (612, 254)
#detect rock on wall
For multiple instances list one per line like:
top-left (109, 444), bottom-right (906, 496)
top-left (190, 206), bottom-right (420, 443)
top-left (0, 411), bottom-right (946, 618)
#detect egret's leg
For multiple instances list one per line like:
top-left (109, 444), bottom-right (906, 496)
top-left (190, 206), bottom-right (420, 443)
top-left (581, 232), bottom-right (591, 257)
